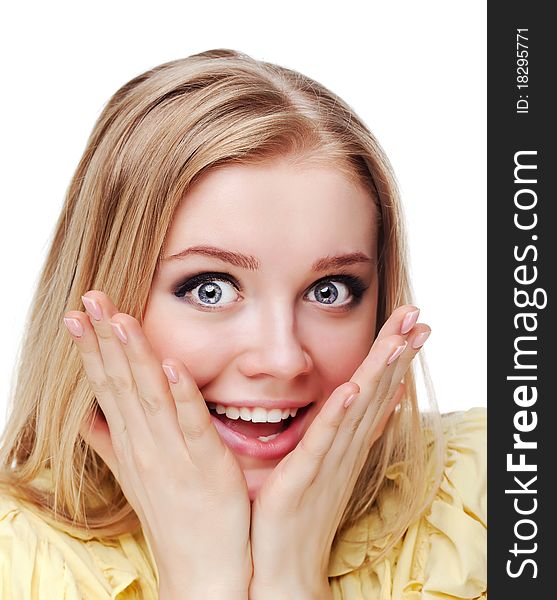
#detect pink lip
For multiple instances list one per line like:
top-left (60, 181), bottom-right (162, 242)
top-left (210, 403), bottom-right (317, 460)
top-left (206, 399), bottom-right (312, 410)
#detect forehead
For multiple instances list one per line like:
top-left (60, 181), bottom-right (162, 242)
top-left (165, 158), bottom-right (378, 259)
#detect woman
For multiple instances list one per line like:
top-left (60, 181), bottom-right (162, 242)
top-left (0, 49), bottom-right (486, 598)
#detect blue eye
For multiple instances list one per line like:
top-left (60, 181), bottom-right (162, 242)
top-left (173, 272), bottom-right (368, 311)
top-left (307, 280), bottom-right (350, 306)
top-left (174, 273), bottom-right (241, 309)
top-left (306, 275), bottom-right (367, 308)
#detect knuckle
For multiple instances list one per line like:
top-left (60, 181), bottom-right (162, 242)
top-left (110, 427), bottom-right (130, 463)
top-left (138, 393), bottom-right (161, 416)
top-left (317, 410), bottom-right (341, 432)
top-left (133, 447), bottom-right (155, 474)
top-left (386, 380), bottom-right (402, 399)
top-left (346, 412), bottom-right (364, 435)
top-left (386, 334), bottom-right (406, 349)
top-left (89, 377), bottom-right (110, 397)
top-left (368, 367), bottom-right (384, 389)
top-left (106, 373), bottom-right (135, 395)
top-left (300, 438), bottom-right (327, 460)
top-left (78, 341), bottom-right (96, 354)
top-left (96, 326), bottom-right (115, 341)
top-left (181, 419), bottom-right (210, 441)
top-left (116, 313), bottom-right (138, 328)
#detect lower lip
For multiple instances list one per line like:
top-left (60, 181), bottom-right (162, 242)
top-left (210, 404), bottom-right (316, 460)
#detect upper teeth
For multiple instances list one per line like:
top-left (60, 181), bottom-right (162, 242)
top-left (207, 402), bottom-right (299, 423)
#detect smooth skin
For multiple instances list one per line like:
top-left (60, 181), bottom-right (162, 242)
top-left (142, 156), bottom-right (382, 500)
top-left (63, 157), bottom-right (431, 598)
top-left (68, 296), bottom-right (252, 598)
top-left (248, 305), bottom-right (428, 598)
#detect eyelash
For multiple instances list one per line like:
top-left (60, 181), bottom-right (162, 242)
top-left (173, 271), bottom-right (369, 311)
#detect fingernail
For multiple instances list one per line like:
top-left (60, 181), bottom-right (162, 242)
top-left (63, 317), bottom-right (83, 338)
top-left (412, 330), bottom-right (431, 349)
top-left (387, 341), bottom-right (408, 366)
top-left (343, 392), bottom-right (359, 408)
top-left (110, 321), bottom-right (128, 344)
top-left (81, 296), bottom-right (102, 321)
top-left (162, 364), bottom-right (179, 384)
top-left (401, 309), bottom-right (420, 335)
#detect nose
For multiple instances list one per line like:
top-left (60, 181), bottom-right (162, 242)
top-left (237, 300), bottom-right (313, 381)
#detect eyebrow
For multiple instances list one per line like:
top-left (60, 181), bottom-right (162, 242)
top-left (163, 245), bottom-right (373, 271)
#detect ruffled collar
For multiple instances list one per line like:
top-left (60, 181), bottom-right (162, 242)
top-left (27, 468), bottom-right (116, 541)
top-left (327, 461), bottom-right (407, 577)
top-left (327, 417), bottom-right (445, 578)
top-left (26, 416), bottom-right (447, 582)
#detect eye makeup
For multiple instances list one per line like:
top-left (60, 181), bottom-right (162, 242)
top-left (172, 270), bottom-right (370, 311)
top-left (173, 271), bottom-right (241, 298)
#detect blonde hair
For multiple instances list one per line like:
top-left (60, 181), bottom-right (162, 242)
top-left (0, 48), bottom-right (444, 566)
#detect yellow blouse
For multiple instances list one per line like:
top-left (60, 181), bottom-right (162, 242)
top-left (0, 408), bottom-right (486, 599)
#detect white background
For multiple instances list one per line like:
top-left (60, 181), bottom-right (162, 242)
top-left (0, 1), bottom-right (486, 431)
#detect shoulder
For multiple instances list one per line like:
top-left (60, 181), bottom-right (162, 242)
top-left (441, 405), bottom-right (486, 445)
top-left (0, 488), bottom-right (158, 599)
top-left (395, 408), bottom-right (487, 599)
top-left (328, 407), bottom-right (487, 600)
top-left (437, 407), bottom-right (486, 525)
top-left (418, 408), bottom-right (487, 592)
top-left (0, 492), bottom-right (80, 598)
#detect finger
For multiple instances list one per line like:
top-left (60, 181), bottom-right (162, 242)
top-left (280, 382), bottom-right (360, 499)
top-left (320, 334), bottom-right (407, 477)
top-left (322, 304), bottom-right (420, 454)
top-left (80, 292), bottom-right (152, 440)
top-left (313, 319), bottom-right (428, 496)
top-left (346, 304), bottom-right (420, 408)
top-left (161, 360), bottom-right (231, 468)
top-left (107, 313), bottom-right (189, 450)
top-left (345, 318), bottom-right (423, 444)
top-left (350, 326), bottom-right (431, 461)
top-left (375, 325), bottom-right (431, 405)
top-left (368, 381), bottom-right (405, 446)
top-left (375, 304), bottom-right (420, 342)
top-left (313, 381), bottom-right (406, 509)
top-left (348, 333), bottom-right (407, 403)
top-left (63, 310), bottom-right (128, 441)
top-left (108, 314), bottom-right (233, 469)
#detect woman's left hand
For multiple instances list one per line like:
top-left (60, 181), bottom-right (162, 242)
top-left (248, 304), bottom-right (431, 599)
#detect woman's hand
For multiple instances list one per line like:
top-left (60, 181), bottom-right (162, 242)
top-left (63, 291), bottom-right (252, 599)
top-left (248, 304), bottom-right (431, 599)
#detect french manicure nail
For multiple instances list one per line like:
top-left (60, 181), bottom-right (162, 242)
top-left (412, 331), bottom-right (431, 349)
top-left (344, 392), bottom-right (359, 408)
top-left (110, 322), bottom-right (128, 344)
top-left (401, 309), bottom-right (420, 335)
top-left (63, 317), bottom-right (83, 338)
top-left (81, 296), bottom-right (102, 321)
top-left (387, 341), bottom-right (408, 365)
top-left (162, 364), bottom-right (179, 384)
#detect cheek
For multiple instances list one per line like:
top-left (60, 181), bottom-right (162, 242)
top-left (316, 335), bottom-right (373, 390)
top-left (304, 314), bottom-right (376, 396)
top-left (142, 307), bottom-right (235, 386)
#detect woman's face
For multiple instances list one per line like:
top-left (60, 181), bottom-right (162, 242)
top-left (143, 155), bottom-right (378, 500)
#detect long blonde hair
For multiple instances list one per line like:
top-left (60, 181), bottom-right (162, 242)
top-left (0, 48), bottom-right (444, 566)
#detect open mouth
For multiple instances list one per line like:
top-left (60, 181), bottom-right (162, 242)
top-left (207, 403), bottom-right (313, 441)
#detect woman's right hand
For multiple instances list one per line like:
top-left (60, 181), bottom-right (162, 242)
top-left (63, 290), bottom-right (252, 599)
